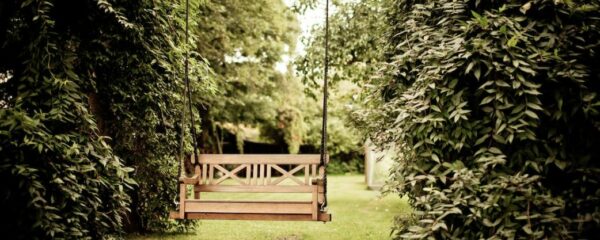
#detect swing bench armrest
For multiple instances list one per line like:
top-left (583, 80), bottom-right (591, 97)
top-left (179, 164), bottom-right (201, 184)
top-left (179, 174), bottom-right (200, 184)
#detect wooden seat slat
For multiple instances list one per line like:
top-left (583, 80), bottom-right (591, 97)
top-left (181, 212), bottom-right (331, 222)
top-left (185, 199), bottom-right (312, 204)
top-left (185, 200), bottom-right (312, 214)
top-left (195, 185), bottom-right (314, 193)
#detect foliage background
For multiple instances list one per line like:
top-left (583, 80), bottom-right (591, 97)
top-left (302, 0), bottom-right (600, 238)
top-left (354, 0), bottom-right (600, 239)
top-left (0, 0), bottom-right (220, 236)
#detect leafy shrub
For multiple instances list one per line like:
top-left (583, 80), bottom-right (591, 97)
top-left (0, 1), bottom-right (136, 238)
top-left (0, 0), bottom-right (205, 237)
top-left (362, 0), bottom-right (600, 238)
top-left (327, 153), bottom-right (364, 175)
top-left (88, 1), bottom-right (206, 233)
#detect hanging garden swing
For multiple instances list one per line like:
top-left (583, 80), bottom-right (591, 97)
top-left (169, 0), bottom-right (332, 222)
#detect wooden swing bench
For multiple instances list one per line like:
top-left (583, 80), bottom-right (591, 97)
top-left (171, 0), bottom-right (333, 223)
top-left (169, 154), bottom-right (331, 222)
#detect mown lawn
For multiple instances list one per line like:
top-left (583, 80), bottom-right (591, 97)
top-left (129, 175), bottom-right (410, 240)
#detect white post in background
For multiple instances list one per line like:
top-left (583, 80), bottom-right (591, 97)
top-left (364, 139), bottom-right (375, 188)
top-left (364, 139), bottom-right (394, 190)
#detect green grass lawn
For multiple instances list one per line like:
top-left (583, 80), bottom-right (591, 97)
top-left (129, 175), bottom-right (410, 240)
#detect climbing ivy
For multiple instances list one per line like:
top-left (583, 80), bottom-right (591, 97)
top-left (89, 1), bottom-right (210, 233)
top-left (0, 0), bottom-right (210, 237)
top-left (360, 0), bottom-right (600, 238)
top-left (0, 0), bottom-right (136, 238)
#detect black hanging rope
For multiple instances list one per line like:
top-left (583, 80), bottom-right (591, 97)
top-left (177, 0), bottom-right (199, 183)
top-left (178, 88), bottom-right (186, 177)
top-left (183, 0), bottom-right (200, 165)
top-left (319, 0), bottom-right (330, 211)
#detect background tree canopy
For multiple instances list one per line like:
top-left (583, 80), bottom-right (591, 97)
top-left (191, 0), bottom-right (303, 154)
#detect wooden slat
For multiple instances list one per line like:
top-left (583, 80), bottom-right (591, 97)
top-left (259, 164), bottom-right (265, 185)
top-left (312, 164), bottom-right (317, 178)
top-left (209, 165), bottom-right (214, 184)
top-left (252, 164), bottom-right (258, 185)
top-left (198, 154), bottom-right (321, 164)
top-left (195, 185), bottom-right (313, 193)
top-left (266, 164), bottom-right (271, 185)
top-left (213, 164), bottom-right (229, 185)
top-left (185, 200), bottom-right (312, 214)
top-left (184, 212), bottom-right (331, 222)
top-left (304, 165), bottom-right (309, 184)
top-left (184, 212), bottom-right (331, 221)
top-left (202, 164), bottom-right (207, 184)
top-left (246, 164), bottom-right (250, 184)
top-left (212, 164), bottom-right (247, 185)
top-left (179, 184), bottom-right (186, 219)
top-left (271, 165), bottom-right (305, 185)
top-left (312, 185), bottom-right (318, 220)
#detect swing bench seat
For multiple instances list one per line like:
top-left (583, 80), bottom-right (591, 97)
top-left (170, 154), bottom-right (331, 222)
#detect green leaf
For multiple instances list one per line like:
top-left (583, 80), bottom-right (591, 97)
top-left (526, 102), bottom-right (543, 111)
top-left (524, 110), bottom-right (539, 119)
top-left (480, 96), bottom-right (494, 105)
top-left (474, 67), bottom-right (481, 80)
top-left (488, 147), bottom-right (502, 154)
top-left (555, 160), bottom-right (567, 170)
top-left (475, 134), bottom-right (489, 145)
top-left (432, 154), bottom-right (440, 163)
top-left (522, 225), bottom-right (533, 235)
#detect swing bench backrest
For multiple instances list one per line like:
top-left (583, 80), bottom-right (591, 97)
top-left (172, 154), bottom-right (331, 222)
top-left (196, 154), bottom-right (323, 192)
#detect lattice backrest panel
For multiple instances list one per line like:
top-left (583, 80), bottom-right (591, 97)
top-left (196, 154), bottom-right (322, 186)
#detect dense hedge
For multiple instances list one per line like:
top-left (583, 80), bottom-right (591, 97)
top-left (0, 1), bottom-right (136, 238)
top-left (0, 0), bottom-right (204, 238)
top-left (364, 0), bottom-right (600, 238)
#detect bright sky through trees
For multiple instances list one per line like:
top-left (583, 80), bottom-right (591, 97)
top-left (277, 0), bottom-right (336, 73)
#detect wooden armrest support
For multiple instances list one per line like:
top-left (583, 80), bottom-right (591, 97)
top-left (179, 174), bottom-right (200, 184)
